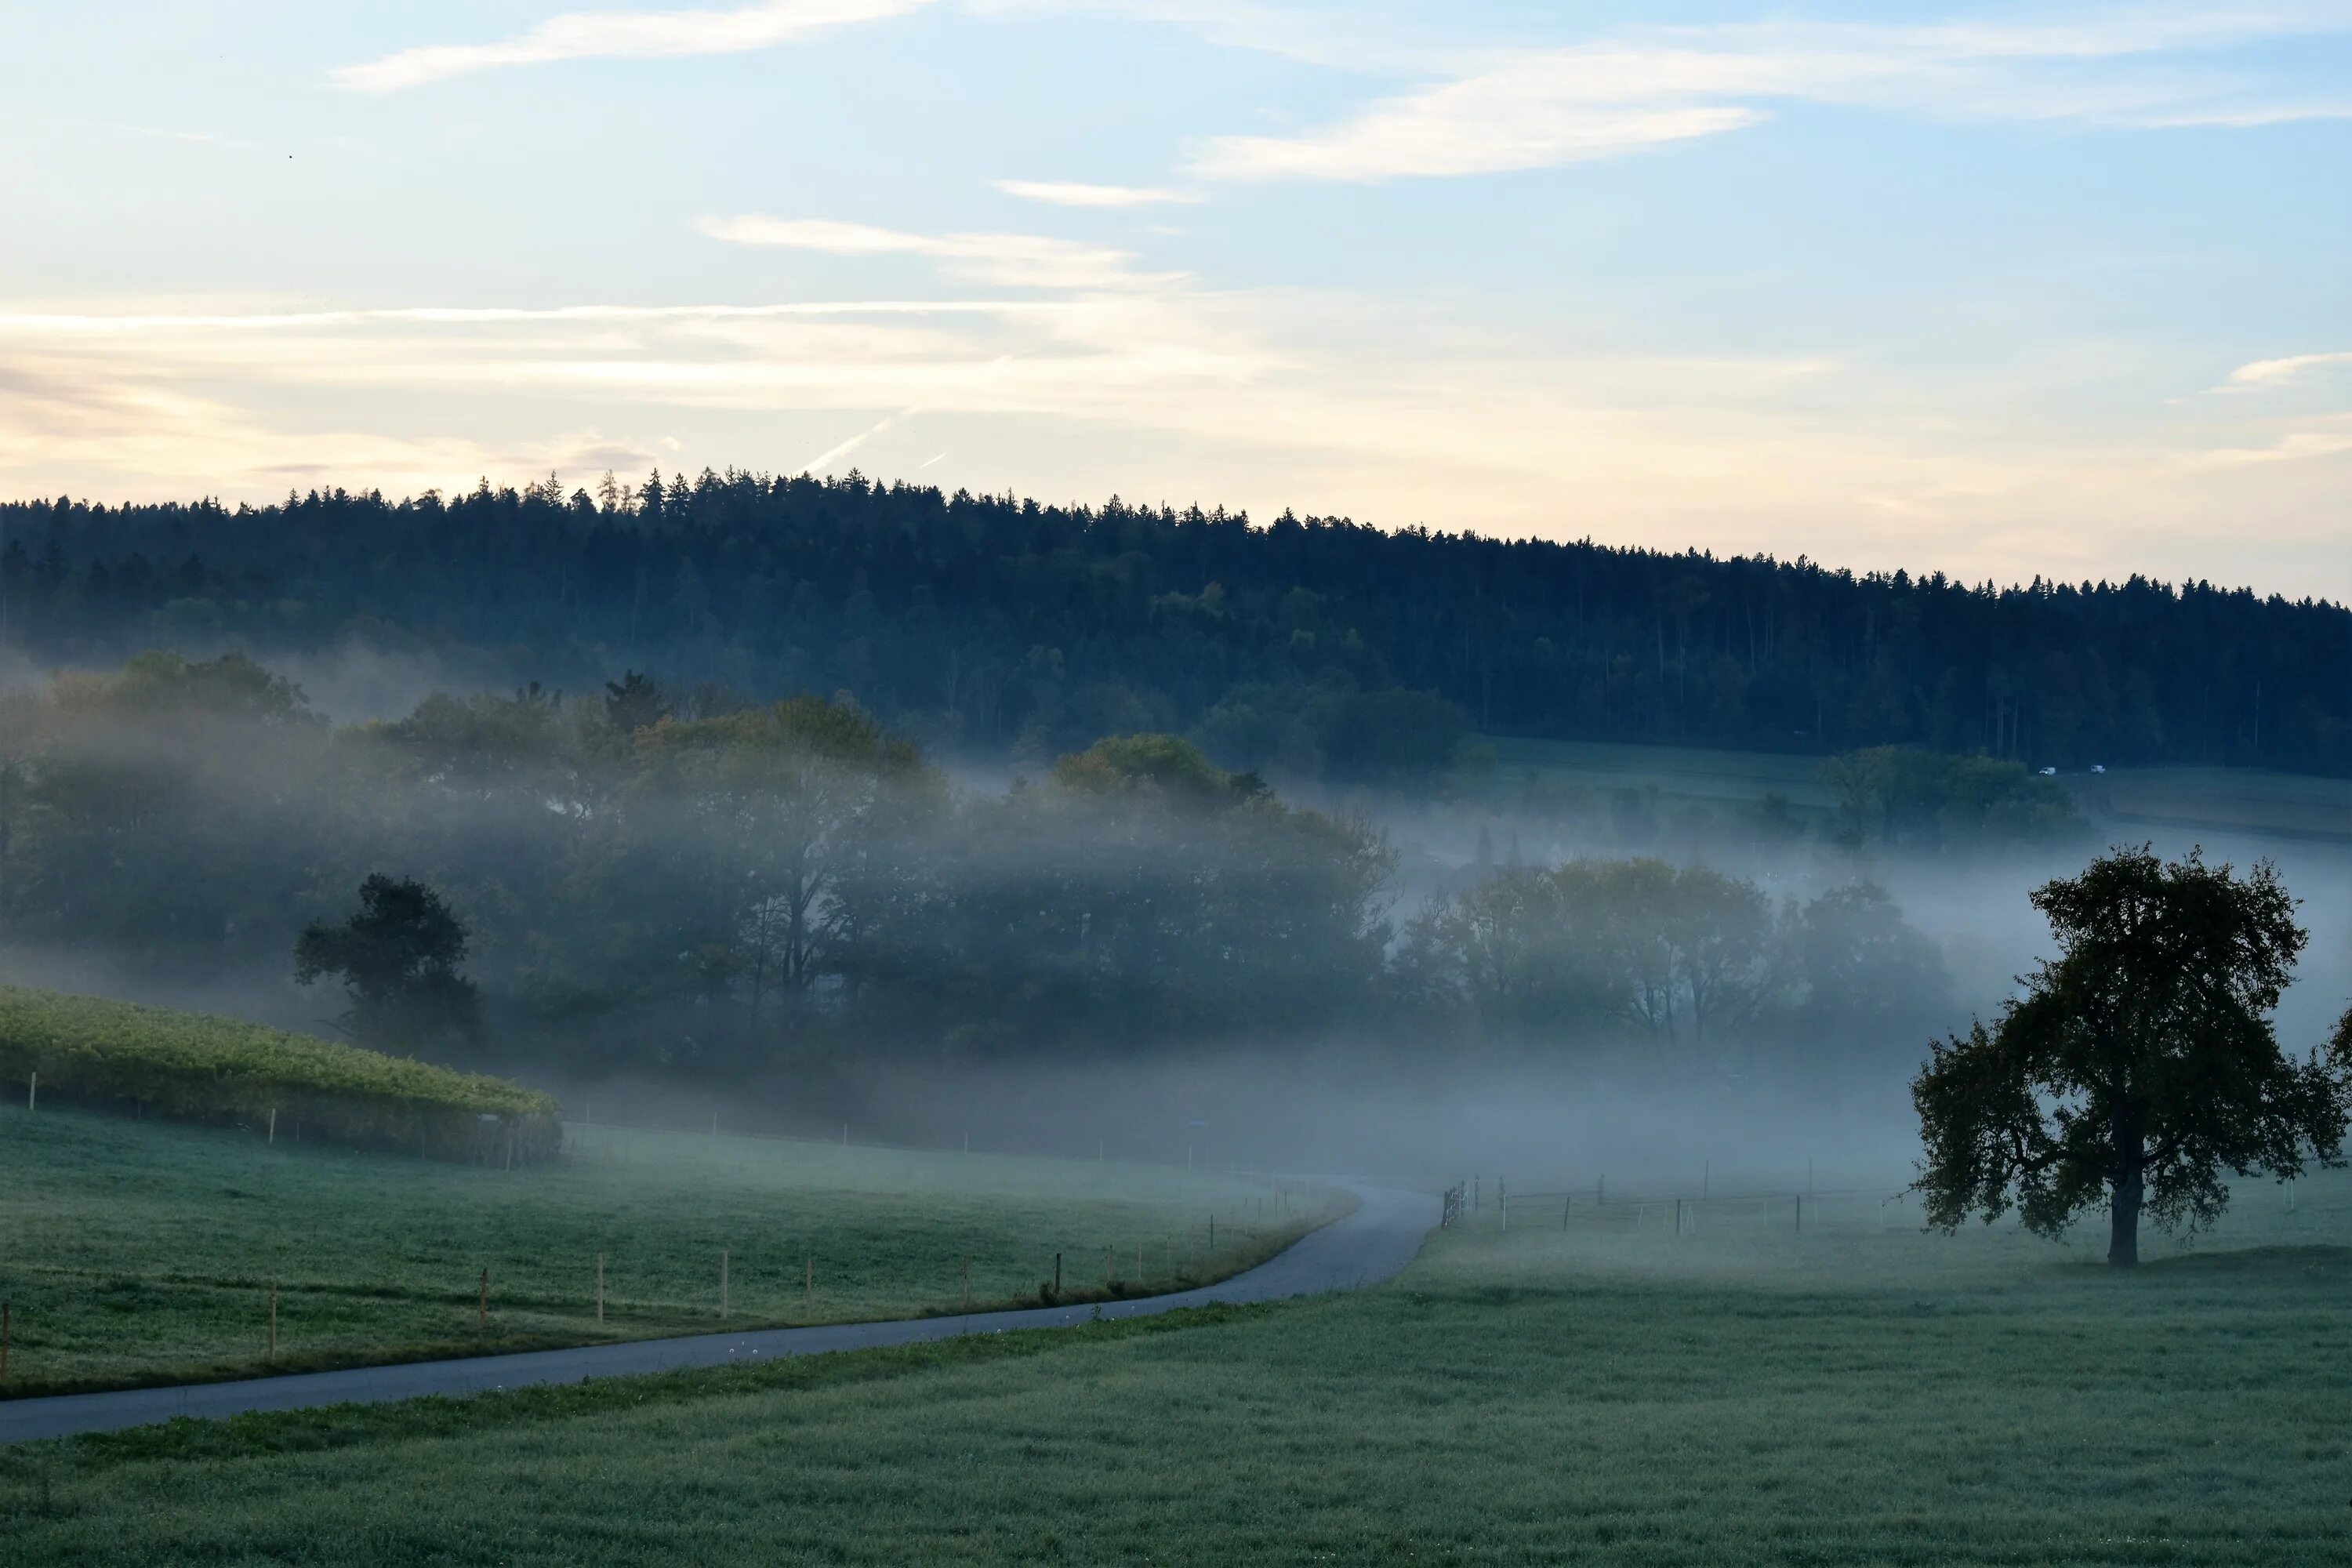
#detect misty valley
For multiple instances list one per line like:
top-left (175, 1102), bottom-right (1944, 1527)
top-left (9, 5), bottom-right (2352, 1552)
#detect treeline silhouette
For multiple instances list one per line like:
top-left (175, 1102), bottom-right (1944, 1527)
top-left (3, 470), bottom-right (2345, 777)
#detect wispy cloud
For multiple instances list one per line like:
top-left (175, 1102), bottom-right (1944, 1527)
top-left (8, 285), bottom-right (2347, 596)
top-left (1192, 11), bottom-right (2352, 182)
top-left (2226, 350), bottom-right (2352, 387)
top-left (2185, 421), bottom-right (2352, 466)
top-left (332, 0), bottom-right (928, 93)
top-left (0, 301), bottom-right (1067, 335)
top-left (103, 122), bottom-right (267, 154)
top-left (994, 179), bottom-right (1199, 207)
top-left (697, 215), bottom-right (1184, 290)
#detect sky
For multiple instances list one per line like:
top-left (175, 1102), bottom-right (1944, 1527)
top-left (2, 1), bottom-right (2347, 597)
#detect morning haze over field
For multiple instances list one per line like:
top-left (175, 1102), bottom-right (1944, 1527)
top-left (2, 4), bottom-right (2350, 1566)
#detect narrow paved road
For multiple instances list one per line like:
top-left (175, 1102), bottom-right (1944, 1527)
top-left (0, 1181), bottom-right (1436, 1446)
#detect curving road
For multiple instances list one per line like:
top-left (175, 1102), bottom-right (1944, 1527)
top-left (0, 1181), bottom-right (1436, 1446)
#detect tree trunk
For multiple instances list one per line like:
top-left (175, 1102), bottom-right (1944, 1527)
top-left (2107, 1165), bottom-right (2143, 1268)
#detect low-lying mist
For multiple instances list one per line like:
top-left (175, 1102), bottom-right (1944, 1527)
top-left (0, 649), bottom-right (2344, 1187)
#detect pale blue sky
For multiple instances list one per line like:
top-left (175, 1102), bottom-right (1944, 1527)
top-left (3, 2), bottom-right (2347, 594)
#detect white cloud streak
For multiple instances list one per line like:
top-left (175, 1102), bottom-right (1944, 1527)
top-left (995, 179), bottom-right (1200, 207)
top-left (2186, 422), bottom-right (2352, 466)
top-left (332, 0), bottom-right (929, 93)
top-left (2227, 350), bottom-right (2352, 387)
top-left (0, 301), bottom-right (1068, 335)
top-left (1192, 10), bottom-right (2352, 182)
top-left (698, 215), bottom-right (1185, 290)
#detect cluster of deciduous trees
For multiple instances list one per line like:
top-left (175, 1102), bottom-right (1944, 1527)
top-left (1395, 863), bottom-right (1950, 1085)
top-left (0, 653), bottom-right (1401, 1076)
top-left (0, 652), bottom-right (1965, 1091)
top-left (4, 470), bottom-right (2344, 777)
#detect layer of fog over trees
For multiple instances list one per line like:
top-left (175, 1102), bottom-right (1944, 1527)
top-left (2, 647), bottom-right (2343, 1191)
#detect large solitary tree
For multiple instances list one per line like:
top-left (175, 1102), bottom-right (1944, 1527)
top-left (295, 875), bottom-right (483, 1052)
top-left (1913, 846), bottom-right (2351, 1266)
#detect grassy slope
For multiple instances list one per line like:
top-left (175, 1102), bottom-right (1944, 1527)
top-left (8, 1171), bottom-right (2347, 1565)
top-left (0, 1105), bottom-right (1323, 1396)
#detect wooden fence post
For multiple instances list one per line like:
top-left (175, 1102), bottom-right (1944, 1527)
top-left (477, 1269), bottom-right (488, 1337)
top-left (1703, 1161), bottom-right (1710, 1200)
top-left (804, 1254), bottom-right (812, 1318)
top-left (962, 1254), bottom-right (971, 1310)
top-left (27, 1071), bottom-right (34, 1112)
top-left (268, 1284), bottom-right (278, 1360)
top-left (720, 1248), bottom-right (730, 1318)
top-left (2, 1298), bottom-right (9, 1381)
top-left (597, 1252), bottom-right (604, 1323)
top-left (1563, 1195), bottom-right (1572, 1231)
top-left (1598, 1173), bottom-right (1606, 1205)
top-left (1675, 1198), bottom-right (1683, 1236)
top-left (267, 1107), bottom-right (277, 1145)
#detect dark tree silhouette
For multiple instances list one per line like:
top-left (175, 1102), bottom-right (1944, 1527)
top-left (603, 670), bottom-right (671, 734)
top-left (295, 876), bottom-right (483, 1052)
top-left (1912, 846), bottom-right (2352, 1266)
top-left (2, 476), bottom-right (2343, 779)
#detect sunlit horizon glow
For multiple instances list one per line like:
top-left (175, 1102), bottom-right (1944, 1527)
top-left (7, 2), bottom-right (2349, 598)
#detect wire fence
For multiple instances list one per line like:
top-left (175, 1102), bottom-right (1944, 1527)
top-left (1443, 1166), bottom-right (2352, 1243)
top-left (0, 1102), bottom-right (1334, 1397)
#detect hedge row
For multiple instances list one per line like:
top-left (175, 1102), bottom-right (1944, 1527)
top-left (0, 985), bottom-right (561, 1160)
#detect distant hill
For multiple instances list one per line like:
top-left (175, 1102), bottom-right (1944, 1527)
top-left (5, 472), bottom-right (2345, 778)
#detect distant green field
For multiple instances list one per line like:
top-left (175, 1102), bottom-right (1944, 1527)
top-left (2083, 766), bottom-right (2352, 843)
top-left (1483, 736), bottom-right (1835, 808)
top-left (1481, 735), bottom-right (2352, 842)
top-left (0, 1105), bottom-right (1326, 1396)
top-left (9, 1164), bottom-right (2345, 1566)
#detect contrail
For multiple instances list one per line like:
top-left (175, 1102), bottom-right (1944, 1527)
top-left (800, 406), bottom-right (920, 474)
top-left (920, 451), bottom-right (949, 469)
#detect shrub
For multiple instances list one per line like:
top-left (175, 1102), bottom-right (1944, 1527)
top-left (0, 985), bottom-right (560, 1160)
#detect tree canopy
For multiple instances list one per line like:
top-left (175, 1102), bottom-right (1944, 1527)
top-left (3, 474), bottom-right (2344, 779)
top-left (0, 651), bottom-right (1976, 1099)
top-left (294, 874), bottom-right (482, 1053)
top-left (1912, 846), bottom-right (2352, 1265)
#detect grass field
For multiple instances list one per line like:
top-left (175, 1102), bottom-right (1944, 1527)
top-left (1483, 736), bottom-right (1838, 810)
top-left (0, 1104), bottom-right (1328, 1396)
top-left (1479, 735), bottom-right (2352, 844)
top-left (6, 1164), bottom-right (2345, 1565)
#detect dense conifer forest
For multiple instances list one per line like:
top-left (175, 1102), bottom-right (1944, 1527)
top-left (4, 470), bottom-right (2344, 778)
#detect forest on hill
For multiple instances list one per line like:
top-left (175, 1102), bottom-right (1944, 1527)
top-left (2, 471), bottom-right (2346, 779)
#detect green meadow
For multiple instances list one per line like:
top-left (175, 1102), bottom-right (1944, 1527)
top-left (7, 1160), bottom-right (2346, 1565)
top-left (0, 1104), bottom-right (1321, 1396)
